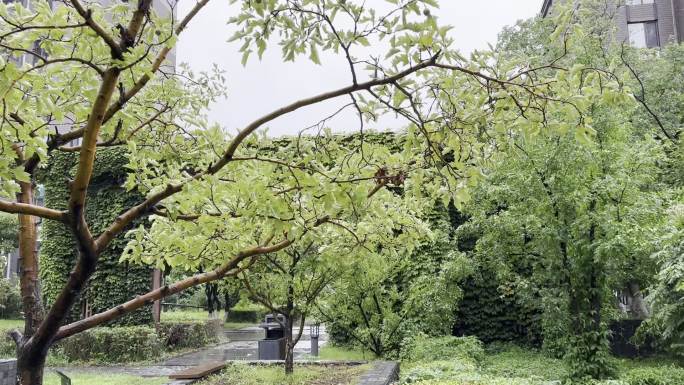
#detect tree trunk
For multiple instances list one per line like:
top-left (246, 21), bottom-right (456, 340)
top-left (627, 281), bottom-right (650, 319)
top-left (284, 281), bottom-right (295, 375)
top-left (17, 181), bottom-right (43, 336)
top-left (285, 321), bottom-right (294, 375)
top-left (16, 344), bottom-right (47, 385)
top-left (15, 181), bottom-right (49, 384)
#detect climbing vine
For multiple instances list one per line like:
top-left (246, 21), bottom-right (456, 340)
top-left (38, 148), bottom-right (153, 325)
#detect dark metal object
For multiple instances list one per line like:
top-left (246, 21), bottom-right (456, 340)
top-left (310, 322), bottom-right (320, 357)
top-left (258, 314), bottom-right (287, 360)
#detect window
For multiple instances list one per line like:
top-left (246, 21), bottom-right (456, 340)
top-left (626, 0), bottom-right (655, 4)
top-left (628, 21), bottom-right (660, 48)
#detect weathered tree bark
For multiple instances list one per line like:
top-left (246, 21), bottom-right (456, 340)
top-left (16, 345), bottom-right (47, 385)
top-left (284, 282), bottom-right (295, 375)
top-left (627, 281), bottom-right (650, 320)
top-left (15, 181), bottom-right (49, 385)
top-left (284, 321), bottom-right (294, 375)
top-left (16, 181), bottom-right (43, 336)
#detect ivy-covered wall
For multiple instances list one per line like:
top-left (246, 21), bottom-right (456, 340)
top-left (39, 148), bottom-right (153, 325)
top-left (452, 266), bottom-right (543, 346)
top-left (445, 202), bottom-right (543, 347)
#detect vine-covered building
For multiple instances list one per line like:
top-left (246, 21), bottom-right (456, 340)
top-left (541, 0), bottom-right (684, 48)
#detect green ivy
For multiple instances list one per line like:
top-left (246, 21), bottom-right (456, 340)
top-left (38, 148), bottom-right (152, 325)
top-left (453, 266), bottom-right (542, 347)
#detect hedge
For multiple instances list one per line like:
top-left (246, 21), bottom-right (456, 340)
top-left (55, 325), bottom-right (162, 363)
top-left (0, 333), bottom-right (13, 358)
top-left (52, 320), bottom-right (222, 364)
top-left (158, 320), bottom-right (222, 350)
top-left (226, 309), bottom-right (269, 323)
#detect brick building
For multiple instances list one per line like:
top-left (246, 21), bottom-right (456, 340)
top-left (541, 0), bottom-right (684, 47)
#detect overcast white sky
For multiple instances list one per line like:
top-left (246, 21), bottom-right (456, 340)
top-left (177, 0), bottom-right (543, 136)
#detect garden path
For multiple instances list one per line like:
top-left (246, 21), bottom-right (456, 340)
top-left (49, 324), bottom-right (329, 378)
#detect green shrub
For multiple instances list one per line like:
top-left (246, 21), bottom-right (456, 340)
top-left (158, 320), bottom-right (220, 350)
top-left (55, 326), bottom-right (162, 363)
top-left (620, 367), bottom-right (684, 385)
top-left (226, 309), bottom-right (260, 323)
top-left (0, 333), bottom-right (14, 358)
top-left (402, 360), bottom-right (477, 384)
top-left (482, 344), bottom-right (566, 381)
top-left (401, 334), bottom-right (485, 365)
top-left (47, 320), bottom-right (221, 364)
top-left (0, 279), bottom-right (21, 319)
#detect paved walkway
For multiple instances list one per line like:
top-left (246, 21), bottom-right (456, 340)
top-left (164, 326), bottom-right (328, 366)
top-left (50, 324), bottom-right (329, 378)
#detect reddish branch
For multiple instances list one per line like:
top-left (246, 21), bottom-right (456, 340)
top-left (55, 238), bottom-right (293, 340)
top-left (0, 200), bottom-right (65, 222)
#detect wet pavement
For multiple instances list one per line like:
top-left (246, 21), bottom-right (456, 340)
top-left (164, 325), bottom-right (329, 366)
top-left (50, 324), bottom-right (329, 378)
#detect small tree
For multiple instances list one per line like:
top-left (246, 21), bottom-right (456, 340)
top-left (239, 243), bottom-right (338, 374)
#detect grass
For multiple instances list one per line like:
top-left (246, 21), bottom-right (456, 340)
top-left (401, 343), bottom-right (684, 385)
top-left (314, 345), bottom-right (375, 361)
top-left (198, 363), bottom-right (369, 385)
top-left (160, 310), bottom-right (254, 329)
top-left (160, 310), bottom-right (213, 323)
top-left (44, 373), bottom-right (166, 385)
top-left (0, 319), bottom-right (23, 331)
top-left (224, 322), bottom-right (254, 330)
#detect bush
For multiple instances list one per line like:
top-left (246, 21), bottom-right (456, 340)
top-left (158, 320), bottom-right (221, 350)
top-left (0, 279), bottom-right (21, 319)
top-left (620, 367), bottom-right (684, 385)
top-left (55, 326), bottom-right (162, 363)
top-left (55, 320), bottom-right (222, 364)
top-left (226, 309), bottom-right (261, 323)
top-left (0, 333), bottom-right (14, 358)
top-left (401, 334), bottom-right (485, 365)
top-left (402, 360), bottom-right (477, 384)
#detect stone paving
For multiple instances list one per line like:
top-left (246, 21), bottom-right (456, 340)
top-left (50, 324), bottom-right (329, 378)
top-left (164, 326), bottom-right (328, 366)
top-left (357, 361), bottom-right (400, 385)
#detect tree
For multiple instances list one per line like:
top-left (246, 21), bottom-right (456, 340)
top-left (321, 202), bottom-right (472, 358)
top-left (0, 0), bottom-right (617, 383)
top-left (220, 278), bottom-right (242, 322)
top-left (239, 243), bottom-right (338, 374)
top-left (463, 8), bottom-right (672, 379)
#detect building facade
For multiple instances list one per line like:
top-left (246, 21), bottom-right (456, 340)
top-left (541, 0), bottom-right (684, 48)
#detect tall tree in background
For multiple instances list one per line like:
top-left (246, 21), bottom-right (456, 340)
top-left (460, 1), bottom-right (681, 379)
top-left (0, 0), bottom-right (624, 383)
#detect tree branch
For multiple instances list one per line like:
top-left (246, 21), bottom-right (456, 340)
top-left (95, 54), bottom-right (439, 253)
top-left (69, 0), bottom-right (122, 59)
top-left (54, 237), bottom-right (292, 340)
top-left (0, 200), bottom-right (66, 222)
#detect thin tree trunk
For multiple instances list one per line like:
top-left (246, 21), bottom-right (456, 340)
top-left (285, 321), bottom-right (294, 375)
top-left (16, 347), bottom-right (47, 385)
top-left (285, 283), bottom-right (295, 375)
top-left (15, 181), bottom-right (48, 385)
top-left (627, 281), bottom-right (650, 319)
top-left (17, 181), bottom-right (42, 336)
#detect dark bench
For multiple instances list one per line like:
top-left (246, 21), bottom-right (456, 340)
top-left (169, 362), bottom-right (226, 380)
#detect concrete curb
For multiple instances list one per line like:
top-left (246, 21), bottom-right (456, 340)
top-left (0, 359), bottom-right (16, 385)
top-left (356, 361), bottom-right (399, 385)
top-left (162, 360), bottom-right (398, 385)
